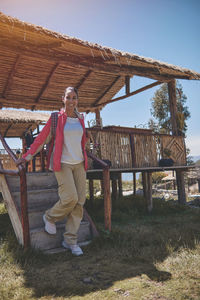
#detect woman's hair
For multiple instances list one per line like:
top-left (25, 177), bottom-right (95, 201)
top-left (63, 87), bottom-right (78, 98)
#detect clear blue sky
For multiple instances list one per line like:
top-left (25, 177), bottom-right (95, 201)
top-left (1, 0), bottom-right (200, 155)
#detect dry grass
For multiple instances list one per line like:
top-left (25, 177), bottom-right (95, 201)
top-left (0, 196), bottom-right (200, 300)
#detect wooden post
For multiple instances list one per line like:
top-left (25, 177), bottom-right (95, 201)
top-left (89, 179), bottom-right (94, 208)
top-left (147, 172), bottom-right (153, 212)
top-left (103, 168), bottom-right (111, 231)
top-left (112, 179), bottom-right (118, 209)
top-left (168, 79), bottom-right (187, 203)
top-left (19, 167), bottom-right (30, 248)
top-left (118, 173), bottom-right (123, 197)
top-left (176, 170), bottom-right (186, 204)
top-left (168, 79), bottom-right (178, 136)
top-left (95, 109), bottom-right (101, 127)
top-left (142, 172), bottom-right (148, 199)
top-left (133, 172), bottom-right (136, 195)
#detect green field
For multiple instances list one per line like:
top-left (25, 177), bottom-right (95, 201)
top-left (0, 195), bottom-right (200, 300)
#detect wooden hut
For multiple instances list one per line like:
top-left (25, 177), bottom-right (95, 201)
top-left (0, 12), bottom-right (199, 249)
top-left (0, 109), bottom-right (49, 170)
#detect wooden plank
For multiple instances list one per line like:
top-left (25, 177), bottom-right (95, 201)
top-left (95, 81), bottom-right (162, 107)
top-left (0, 174), bottom-right (23, 244)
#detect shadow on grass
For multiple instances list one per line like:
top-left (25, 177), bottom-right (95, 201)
top-left (0, 196), bottom-right (200, 298)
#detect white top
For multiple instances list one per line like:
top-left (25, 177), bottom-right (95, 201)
top-left (61, 117), bottom-right (84, 164)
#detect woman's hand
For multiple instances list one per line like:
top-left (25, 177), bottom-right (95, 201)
top-left (16, 157), bottom-right (27, 167)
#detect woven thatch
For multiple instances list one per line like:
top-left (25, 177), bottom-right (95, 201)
top-left (0, 109), bottom-right (50, 137)
top-left (0, 12), bottom-right (199, 112)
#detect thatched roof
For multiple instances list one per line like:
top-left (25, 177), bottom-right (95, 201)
top-left (0, 12), bottom-right (200, 112)
top-left (0, 109), bottom-right (50, 137)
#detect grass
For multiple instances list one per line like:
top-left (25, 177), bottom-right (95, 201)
top-left (0, 195), bottom-right (200, 300)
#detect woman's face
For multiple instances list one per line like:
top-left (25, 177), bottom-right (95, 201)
top-left (63, 90), bottom-right (78, 111)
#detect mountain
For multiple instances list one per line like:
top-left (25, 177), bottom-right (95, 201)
top-left (191, 156), bottom-right (200, 163)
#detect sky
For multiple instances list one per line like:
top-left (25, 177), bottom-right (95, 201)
top-left (0, 0), bottom-right (200, 155)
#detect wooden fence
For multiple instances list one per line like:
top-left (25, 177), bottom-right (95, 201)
top-left (88, 128), bottom-right (186, 169)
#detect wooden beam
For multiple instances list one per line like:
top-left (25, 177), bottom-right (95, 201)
top-left (95, 109), bottom-right (102, 127)
top-left (31, 62), bottom-right (60, 110)
top-left (0, 44), bottom-right (193, 81)
top-left (93, 75), bottom-right (121, 106)
top-left (95, 80), bottom-right (163, 107)
top-left (168, 79), bottom-right (178, 135)
top-left (125, 76), bottom-right (130, 94)
top-left (4, 124), bottom-right (12, 137)
top-left (75, 70), bottom-right (92, 89)
top-left (3, 55), bottom-right (21, 98)
top-left (133, 172), bottom-right (136, 195)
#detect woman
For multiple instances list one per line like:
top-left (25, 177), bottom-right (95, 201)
top-left (16, 87), bottom-right (88, 256)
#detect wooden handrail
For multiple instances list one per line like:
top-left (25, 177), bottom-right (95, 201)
top-left (0, 133), bottom-right (30, 248)
top-left (86, 150), bottom-right (109, 169)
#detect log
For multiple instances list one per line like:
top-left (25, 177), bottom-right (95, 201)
top-left (103, 168), bottom-right (111, 231)
top-left (112, 179), bottom-right (118, 209)
top-left (118, 174), bottom-right (123, 197)
top-left (133, 172), bottom-right (136, 195)
top-left (147, 172), bottom-right (153, 212)
top-left (168, 80), bottom-right (178, 135)
top-left (89, 179), bottom-right (94, 208)
top-left (176, 170), bottom-right (186, 204)
top-left (142, 172), bottom-right (148, 199)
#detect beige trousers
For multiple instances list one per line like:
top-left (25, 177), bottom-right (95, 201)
top-left (45, 162), bottom-right (86, 245)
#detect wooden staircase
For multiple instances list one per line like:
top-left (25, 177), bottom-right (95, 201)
top-left (0, 172), bottom-right (95, 253)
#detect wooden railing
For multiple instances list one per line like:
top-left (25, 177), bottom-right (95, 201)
top-left (87, 127), bottom-right (186, 169)
top-left (0, 134), bottom-right (30, 248)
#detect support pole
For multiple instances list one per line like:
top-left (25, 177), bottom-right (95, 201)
top-left (95, 109), bottom-right (101, 127)
top-left (133, 172), bottom-right (136, 195)
top-left (176, 170), bottom-right (186, 204)
top-left (147, 172), bottom-right (153, 212)
top-left (103, 168), bottom-right (111, 231)
top-left (89, 179), bottom-right (94, 208)
top-left (112, 179), bottom-right (118, 209)
top-left (168, 79), bottom-right (187, 203)
top-left (142, 172), bottom-right (148, 199)
top-left (118, 173), bottom-right (123, 198)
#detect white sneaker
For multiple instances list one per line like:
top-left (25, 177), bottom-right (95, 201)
top-left (43, 214), bottom-right (56, 235)
top-left (62, 240), bottom-right (83, 256)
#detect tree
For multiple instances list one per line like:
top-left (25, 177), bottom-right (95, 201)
top-left (149, 81), bottom-right (190, 136)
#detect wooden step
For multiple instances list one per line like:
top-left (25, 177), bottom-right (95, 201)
top-left (12, 188), bottom-right (59, 208)
top-left (6, 172), bottom-right (57, 192)
top-left (30, 221), bottom-right (92, 250)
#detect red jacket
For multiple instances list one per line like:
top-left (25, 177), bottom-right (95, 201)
top-left (23, 110), bottom-right (88, 171)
